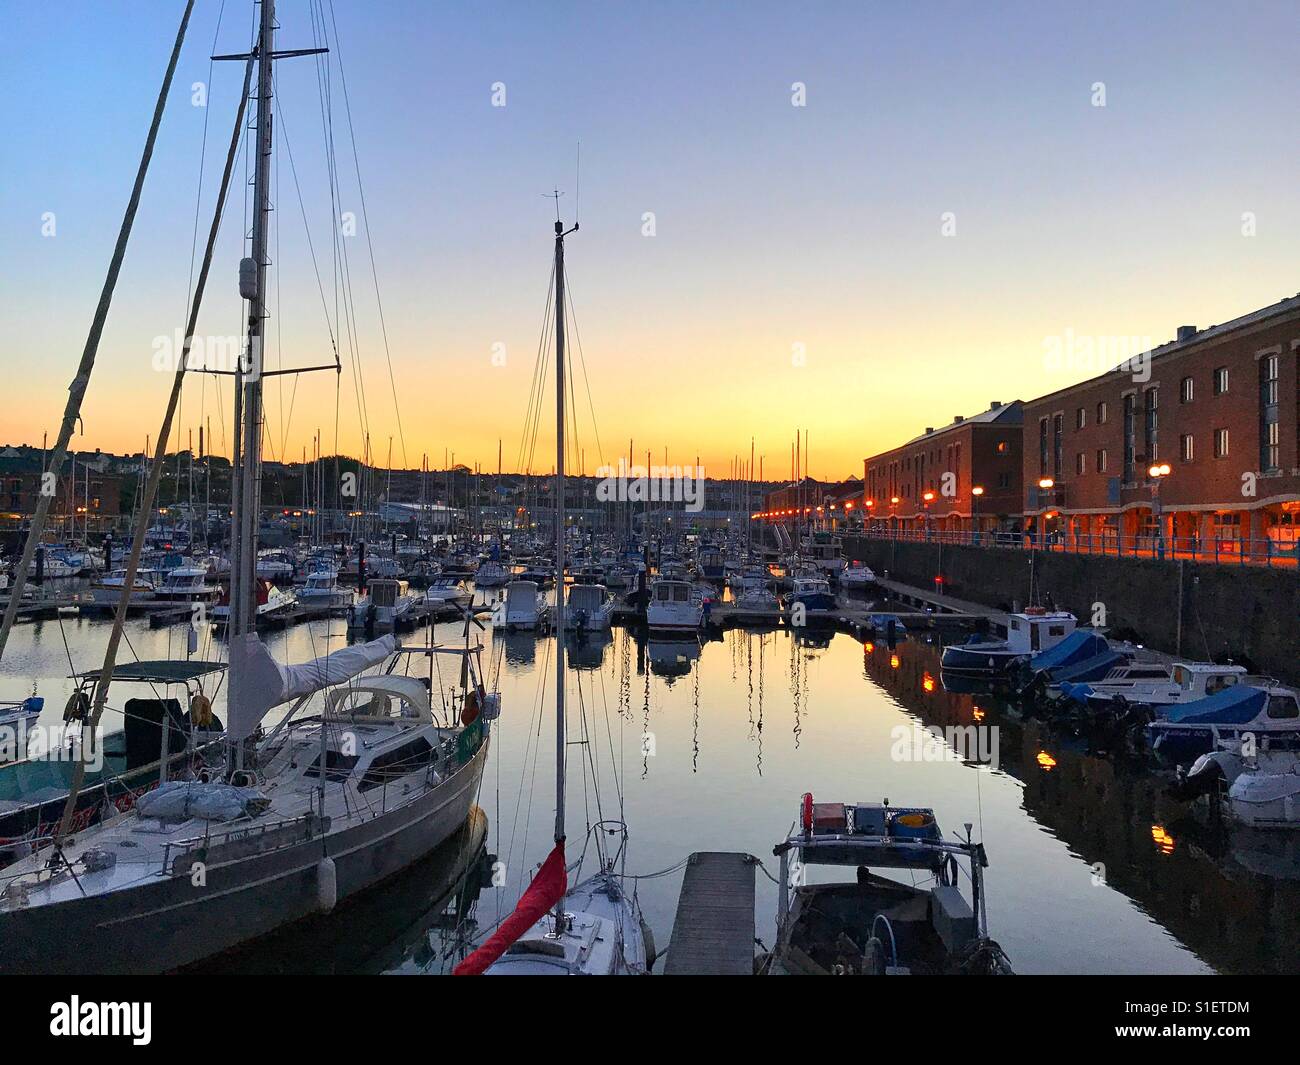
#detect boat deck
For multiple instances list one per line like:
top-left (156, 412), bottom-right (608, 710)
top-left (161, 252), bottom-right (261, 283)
top-left (664, 851), bottom-right (756, 975)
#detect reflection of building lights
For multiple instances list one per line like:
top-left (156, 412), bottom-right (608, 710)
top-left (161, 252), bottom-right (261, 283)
top-left (889, 654), bottom-right (900, 669)
top-left (1151, 825), bottom-right (1175, 855)
top-left (972, 706), bottom-right (985, 722)
top-left (1036, 751), bottom-right (1057, 770)
top-left (863, 642), bottom-right (875, 653)
top-left (922, 673), bottom-right (935, 693)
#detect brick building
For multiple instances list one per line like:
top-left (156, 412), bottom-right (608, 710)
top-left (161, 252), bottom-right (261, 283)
top-left (1022, 294), bottom-right (1300, 560)
top-left (0, 456), bottom-right (122, 531)
top-left (862, 401), bottom-right (1024, 536)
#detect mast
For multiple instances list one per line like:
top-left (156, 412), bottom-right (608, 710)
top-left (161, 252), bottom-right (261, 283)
top-left (231, 0), bottom-right (276, 641)
top-left (552, 208), bottom-right (577, 928)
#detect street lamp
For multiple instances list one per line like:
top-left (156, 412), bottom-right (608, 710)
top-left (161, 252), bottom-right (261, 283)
top-left (922, 490), bottom-right (935, 542)
top-left (1148, 464), bottom-right (1172, 559)
top-left (971, 485), bottom-right (984, 544)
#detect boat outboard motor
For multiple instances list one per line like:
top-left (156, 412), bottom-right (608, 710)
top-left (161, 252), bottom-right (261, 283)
top-left (1166, 750), bottom-right (1234, 801)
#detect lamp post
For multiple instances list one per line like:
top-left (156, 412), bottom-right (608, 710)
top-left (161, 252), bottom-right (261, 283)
top-left (1148, 463), bottom-right (1171, 560)
top-left (1037, 478), bottom-right (1054, 548)
top-left (971, 485), bottom-right (984, 545)
top-left (922, 490), bottom-right (935, 542)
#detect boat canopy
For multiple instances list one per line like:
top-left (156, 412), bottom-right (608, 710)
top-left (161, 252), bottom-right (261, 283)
top-left (227, 633), bottom-right (398, 741)
top-left (1162, 685), bottom-right (1268, 725)
top-left (72, 660), bottom-right (227, 684)
top-left (1028, 629), bottom-right (1108, 672)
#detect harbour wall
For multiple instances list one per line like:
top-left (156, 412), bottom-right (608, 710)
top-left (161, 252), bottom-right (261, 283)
top-left (841, 537), bottom-right (1299, 683)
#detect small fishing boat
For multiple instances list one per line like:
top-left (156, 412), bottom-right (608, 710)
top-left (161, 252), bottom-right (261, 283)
top-left (646, 577), bottom-right (704, 631)
top-left (759, 794), bottom-right (1012, 975)
top-left (940, 609), bottom-right (1078, 676)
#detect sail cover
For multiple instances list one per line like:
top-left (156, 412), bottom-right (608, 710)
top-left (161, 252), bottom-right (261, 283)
top-left (453, 841), bottom-right (567, 975)
top-left (226, 633), bottom-right (398, 742)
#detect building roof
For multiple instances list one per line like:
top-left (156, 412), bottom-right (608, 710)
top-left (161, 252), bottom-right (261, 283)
top-left (864, 401), bottom-right (1023, 463)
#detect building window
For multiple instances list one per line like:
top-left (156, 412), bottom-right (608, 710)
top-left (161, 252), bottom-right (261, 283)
top-left (1122, 394), bottom-right (1136, 481)
top-left (1260, 353), bottom-right (1280, 472)
top-left (996, 440), bottom-right (1008, 454)
top-left (1180, 434), bottom-right (1194, 462)
top-left (997, 472), bottom-right (1011, 488)
top-left (1075, 407), bottom-right (1086, 430)
top-left (1052, 413), bottom-right (1063, 478)
top-left (1213, 366), bottom-right (1228, 394)
top-left (1096, 449), bottom-right (1107, 473)
top-left (1075, 452), bottom-right (1086, 475)
top-left (1096, 401), bottom-right (1108, 425)
top-left (1180, 376), bottom-right (1194, 403)
top-left (1038, 418), bottom-right (1048, 476)
top-left (1143, 388), bottom-right (1158, 463)
top-left (1214, 428), bottom-right (1229, 458)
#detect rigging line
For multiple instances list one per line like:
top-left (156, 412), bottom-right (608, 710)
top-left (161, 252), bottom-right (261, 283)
top-left (562, 264), bottom-right (605, 469)
top-left (185, 0), bottom-right (227, 335)
top-left (324, 0), bottom-right (408, 471)
top-left (514, 261), bottom-right (555, 475)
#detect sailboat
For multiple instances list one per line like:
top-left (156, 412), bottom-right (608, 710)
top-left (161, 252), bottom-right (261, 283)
top-left (0, 0), bottom-right (491, 974)
top-left (454, 213), bottom-right (650, 976)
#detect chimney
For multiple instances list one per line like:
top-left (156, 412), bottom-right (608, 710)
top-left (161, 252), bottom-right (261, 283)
top-left (989, 400), bottom-right (1000, 410)
top-left (1176, 325), bottom-right (1196, 342)
top-left (953, 415), bottom-right (965, 423)
top-left (924, 427), bottom-right (934, 435)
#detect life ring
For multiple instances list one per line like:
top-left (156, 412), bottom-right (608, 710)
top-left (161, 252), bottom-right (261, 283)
top-left (461, 689), bottom-right (481, 727)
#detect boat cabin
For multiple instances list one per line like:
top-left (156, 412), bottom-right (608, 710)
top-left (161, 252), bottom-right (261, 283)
top-left (1003, 609), bottom-right (1077, 654)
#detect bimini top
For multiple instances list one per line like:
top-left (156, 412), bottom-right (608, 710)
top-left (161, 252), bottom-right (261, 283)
top-left (71, 660), bottom-right (227, 684)
top-left (1161, 685), bottom-right (1268, 725)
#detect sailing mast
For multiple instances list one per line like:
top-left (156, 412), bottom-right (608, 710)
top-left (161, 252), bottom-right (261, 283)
top-left (552, 206), bottom-right (577, 928)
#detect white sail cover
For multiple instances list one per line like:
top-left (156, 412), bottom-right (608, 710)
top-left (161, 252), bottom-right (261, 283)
top-left (227, 633), bottom-right (398, 741)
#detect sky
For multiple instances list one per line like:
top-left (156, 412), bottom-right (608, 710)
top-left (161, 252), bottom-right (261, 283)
top-left (1, 0), bottom-right (1297, 481)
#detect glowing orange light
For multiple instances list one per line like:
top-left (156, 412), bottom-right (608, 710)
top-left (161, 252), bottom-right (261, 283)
top-left (1036, 751), bottom-right (1057, 771)
top-left (890, 497), bottom-right (900, 504)
top-left (1038, 478), bottom-right (1054, 490)
top-left (1151, 824), bottom-right (1175, 855)
top-left (923, 491), bottom-right (935, 502)
top-left (972, 706), bottom-right (985, 722)
top-left (971, 486), bottom-right (984, 497)
top-left (863, 641), bottom-right (875, 653)
top-left (922, 673), bottom-right (935, 693)
top-left (889, 654), bottom-right (900, 669)
top-left (1148, 463), bottom-right (1171, 479)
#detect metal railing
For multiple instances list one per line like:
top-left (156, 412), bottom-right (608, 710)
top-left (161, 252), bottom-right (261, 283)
top-left (851, 527), bottom-right (1298, 567)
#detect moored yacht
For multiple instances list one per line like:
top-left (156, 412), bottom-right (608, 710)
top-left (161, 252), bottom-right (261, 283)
top-left (940, 609), bottom-right (1078, 676)
top-left (646, 576), bottom-right (704, 631)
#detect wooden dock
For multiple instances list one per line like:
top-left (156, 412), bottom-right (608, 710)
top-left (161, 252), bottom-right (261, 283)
top-left (664, 851), bottom-right (756, 975)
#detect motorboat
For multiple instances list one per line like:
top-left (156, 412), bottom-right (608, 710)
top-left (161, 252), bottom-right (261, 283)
top-left (728, 563), bottom-right (771, 592)
top-left (564, 583), bottom-right (613, 631)
top-left (734, 585), bottom-right (780, 612)
top-left (297, 569), bottom-right (352, 610)
top-left (212, 578), bottom-right (296, 627)
top-left (0, 697), bottom-right (43, 765)
top-left (1060, 661), bottom-right (1248, 713)
top-left (1146, 683), bottom-right (1300, 763)
top-left (424, 577), bottom-right (471, 609)
top-left (153, 562), bottom-right (221, 603)
top-left (940, 609), bottom-right (1078, 676)
top-left (758, 794), bottom-right (1012, 975)
top-left (472, 559), bottom-right (511, 588)
top-left (493, 580), bottom-right (548, 631)
top-left (838, 561), bottom-right (876, 591)
top-left (785, 575), bottom-right (836, 613)
top-left (254, 550), bottom-right (296, 582)
top-left (646, 577), bottom-right (703, 631)
top-left (89, 568), bottom-right (158, 606)
top-left (348, 578), bottom-right (419, 630)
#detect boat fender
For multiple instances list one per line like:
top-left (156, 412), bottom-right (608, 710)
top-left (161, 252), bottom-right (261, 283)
top-left (862, 937), bottom-right (887, 975)
top-left (640, 914), bottom-right (658, 970)
top-left (190, 692), bottom-right (214, 728)
top-left (317, 856), bottom-right (338, 913)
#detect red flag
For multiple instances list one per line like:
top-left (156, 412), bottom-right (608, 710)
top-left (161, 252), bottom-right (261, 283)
top-left (454, 841), bottom-right (567, 975)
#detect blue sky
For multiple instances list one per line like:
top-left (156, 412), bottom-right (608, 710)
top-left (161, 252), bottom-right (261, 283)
top-left (1, 0), bottom-right (1296, 476)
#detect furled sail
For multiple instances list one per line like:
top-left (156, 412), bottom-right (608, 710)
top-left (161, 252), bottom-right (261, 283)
top-left (227, 633), bottom-right (399, 741)
top-left (453, 841), bottom-right (567, 975)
